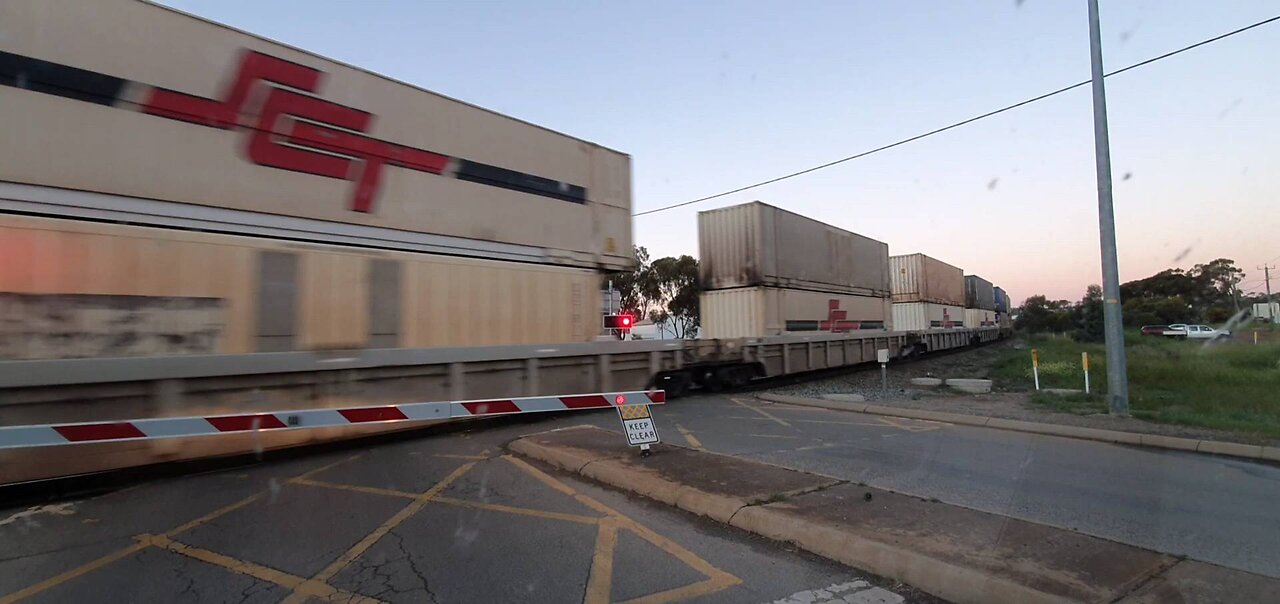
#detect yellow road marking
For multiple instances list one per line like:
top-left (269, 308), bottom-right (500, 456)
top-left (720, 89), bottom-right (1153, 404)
top-left (278, 462), bottom-right (475, 604)
top-left (731, 397), bottom-right (790, 427)
top-left (875, 416), bottom-right (943, 432)
top-left (0, 454), bottom-right (369, 604)
top-left (505, 455), bottom-right (742, 603)
top-left (583, 518), bottom-right (619, 604)
top-left (675, 424), bottom-right (703, 449)
top-left (164, 493), bottom-right (263, 537)
top-left (0, 542), bottom-right (148, 604)
top-left (433, 496), bottom-right (600, 525)
top-left (503, 455), bottom-right (577, 496)
top-left (291, 454), bottom-right (366, 481)
top-left (139, 534), bottom-right (382, 604)
top-left (293, 474), bottom-right (600, 524)
top-left (291, 478), bottom-right (416, 499)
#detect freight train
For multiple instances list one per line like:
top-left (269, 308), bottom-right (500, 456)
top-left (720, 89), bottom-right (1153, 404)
top-left (0, 0), bottom-right (1009, 483)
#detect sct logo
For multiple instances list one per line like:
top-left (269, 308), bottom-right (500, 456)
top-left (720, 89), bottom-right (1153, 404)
top-left (142, 50), bottom-right (450, 213)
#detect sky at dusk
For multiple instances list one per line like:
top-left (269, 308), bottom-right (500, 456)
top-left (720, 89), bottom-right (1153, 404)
top-left (157, 0), bottom-right (1280, 303)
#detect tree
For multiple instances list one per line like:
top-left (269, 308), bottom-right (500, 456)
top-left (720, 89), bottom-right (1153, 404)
top-left (1073, 284), bottom-right (1104, 342)
top-left (649, 255), bottom-right (701, 339)
top-left (607, 246), bottom-right (659, 320)
top-left (1015, 295), bottom-right (1076, 334)
top-left (1120, 259), bottom-right (1245, 323)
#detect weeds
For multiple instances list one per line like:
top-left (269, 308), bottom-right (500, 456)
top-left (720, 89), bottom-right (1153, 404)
top-left (995, 334), bottom-right (1280, 437)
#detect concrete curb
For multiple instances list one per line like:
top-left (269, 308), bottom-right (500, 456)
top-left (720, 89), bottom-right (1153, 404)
top-left (508, 427), bottom-right (1183, 604)
top-left (729, 506), bottom-right (1073, 604)
top-left (756, 393), bottom-right (1280, 463)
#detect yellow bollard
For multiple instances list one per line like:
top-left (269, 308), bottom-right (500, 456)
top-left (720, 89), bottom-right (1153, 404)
top-left (1082, 352), bottom-right (1090, 394)
top-left (1031, 348), bottom-right (1040, 390)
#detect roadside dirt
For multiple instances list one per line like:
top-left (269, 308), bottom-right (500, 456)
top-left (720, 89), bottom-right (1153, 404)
top-left (769, 340), bottom-right (1280, 447)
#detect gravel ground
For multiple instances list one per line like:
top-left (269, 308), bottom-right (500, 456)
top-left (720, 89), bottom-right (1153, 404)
top-left (768, 340), bottom-right (1280, 447)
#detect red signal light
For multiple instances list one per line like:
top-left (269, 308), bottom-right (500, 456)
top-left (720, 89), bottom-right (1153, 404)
top-left (603, 315), bottom-right (634, 330)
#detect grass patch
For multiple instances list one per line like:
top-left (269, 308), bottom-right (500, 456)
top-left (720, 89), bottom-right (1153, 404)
top-left (748, 492), bottom-right (791, 506)
top-left (994, 334), bottom-right (1280, 437)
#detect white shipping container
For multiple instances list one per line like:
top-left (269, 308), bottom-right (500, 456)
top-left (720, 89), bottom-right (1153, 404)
top-left (891, 302), bottom-right (966, 332)
top-left (0, 0), bottom-right (632, 271)
top-left (698, 201), bottom-right (889, 296)
top-left (965, 308), bottom-right (996, 328)
top-left (1253, 302), bottom-right (1279, 320)
top-left (700, 287), bottom-right (891, 339)
top-left (889, 253), bottom-right (965, 305)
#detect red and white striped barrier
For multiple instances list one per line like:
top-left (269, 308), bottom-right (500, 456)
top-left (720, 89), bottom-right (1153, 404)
top-left (0, 390), bottom-right (665, 449)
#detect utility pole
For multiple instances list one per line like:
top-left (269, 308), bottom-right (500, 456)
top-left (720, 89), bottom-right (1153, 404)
top-left (1261, 264), bottom-right (1276, 325)
top-left (1086, 0), bottom-right (1130, 415)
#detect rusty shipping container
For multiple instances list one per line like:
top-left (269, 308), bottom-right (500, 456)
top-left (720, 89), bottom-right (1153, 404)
top-left (700, 287), bottom-right (891, 339)
top-left (964, 275), bottom-right (996, 311)
top-left (698, 201), bottom-right (890, 296)
top-left (0, 0), bottom-right (632, 271)
top-left (889, 253), bottom-right (964, 305)
top-left (0, 215), bottom-right (600, 360)
top-left (891, 302), bottom-right (966, 331)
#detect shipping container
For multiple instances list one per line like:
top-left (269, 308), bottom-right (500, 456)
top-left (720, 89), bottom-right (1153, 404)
top-left (965, 308), bottom-right (997, 328)
top-left (993, 286), bottom-right (1010, 313)
top-left (0, 214), bottom-right (600, 360)
top-left (889, 253), bottom-right (964, 305)
top-left (700, 287), bottom-right (891, 339)
top-left (698, 201), bottom-right (890, 296)
top-left (890, 302), bottom-right (967, 331)
top-left (1254, 302), bottom-right (1280, 321)
top-left (0, 0), bottom-right (632, 271)
top-left (964, 275), bottom-right (996, 311)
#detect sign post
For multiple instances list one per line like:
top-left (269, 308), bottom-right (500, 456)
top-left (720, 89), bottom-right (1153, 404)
top-left (618, 403), bottom-right (660, 456)
top-left (877, 349), bottom-right (890, 393)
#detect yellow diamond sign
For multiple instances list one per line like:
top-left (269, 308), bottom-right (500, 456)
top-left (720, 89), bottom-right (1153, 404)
top-left (618, 404), bottom-right (652, 420)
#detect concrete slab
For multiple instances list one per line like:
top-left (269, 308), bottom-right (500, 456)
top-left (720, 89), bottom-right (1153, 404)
top-left (507, 424), bottom-right (631, 471)
top-left (909, 377), bottom-right (943, 387)
top-left (1117, 559), bottom-right (1280, 603)
top-left (744, 484), bottom-right (1173, 604)
top-left (822, 393), bottom-right (867, 403)
top-left (944, 378), bottom-right (993, 393)
top-left (520, 425), bottom-right (838, 504)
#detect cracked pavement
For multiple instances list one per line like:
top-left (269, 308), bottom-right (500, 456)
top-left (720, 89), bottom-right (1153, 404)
top-left (0, 408), bottom-right (931, 603)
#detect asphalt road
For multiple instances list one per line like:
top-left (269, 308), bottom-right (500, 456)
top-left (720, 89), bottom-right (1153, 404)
top-left (612, 394), bottom-right (1280, 579)
top-left (0, 415), bottom-right (925, 604)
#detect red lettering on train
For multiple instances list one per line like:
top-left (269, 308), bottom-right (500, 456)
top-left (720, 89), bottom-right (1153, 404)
top-left (141, 50), bottom-right (449, 213)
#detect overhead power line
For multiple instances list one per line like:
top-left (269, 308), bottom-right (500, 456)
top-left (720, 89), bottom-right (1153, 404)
top-left (633, 14), bottom-right (1280, 217)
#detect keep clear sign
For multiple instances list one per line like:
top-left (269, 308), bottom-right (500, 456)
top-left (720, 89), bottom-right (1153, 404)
top-left (618, 403), bottom-right (660, 454)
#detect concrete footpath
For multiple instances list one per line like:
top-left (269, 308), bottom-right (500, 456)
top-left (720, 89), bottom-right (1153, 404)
top-left (510, 425), bottom-right (1280, 604)
top-left (756, 393), bottom-right (1280, 463)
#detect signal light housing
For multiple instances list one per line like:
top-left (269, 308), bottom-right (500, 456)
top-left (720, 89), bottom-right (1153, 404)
top-left (603, 314), bottom-right (634, 330)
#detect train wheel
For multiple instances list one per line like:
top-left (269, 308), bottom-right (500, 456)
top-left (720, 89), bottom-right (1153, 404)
top-left (655, 371), bottom-right (692, 398)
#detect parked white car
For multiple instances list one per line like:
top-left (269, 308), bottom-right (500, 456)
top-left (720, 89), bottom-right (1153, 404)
top-left (1163, 324), bottom-right (1232, 340)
